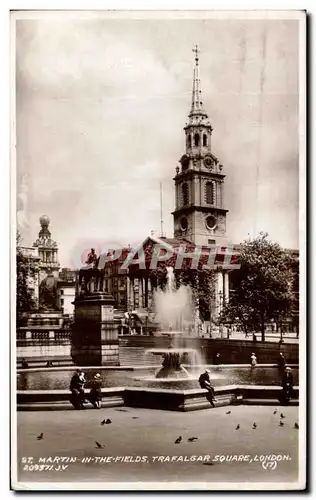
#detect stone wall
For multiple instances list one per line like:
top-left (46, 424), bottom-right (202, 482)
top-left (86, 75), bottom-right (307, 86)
top-left (16, 333), bottom-right (299, 365)
top-left (17, 342), bottom-right (71, 360)
top-left (118, 336), bottom-right (299, 364)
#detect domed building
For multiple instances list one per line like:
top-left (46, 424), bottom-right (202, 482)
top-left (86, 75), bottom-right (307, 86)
top-left (33, 215), bottom-right (60, 282)
top-left (18, 215), bottom-right (76, 337)
top-left (32, 215), bottom-right (60, 311)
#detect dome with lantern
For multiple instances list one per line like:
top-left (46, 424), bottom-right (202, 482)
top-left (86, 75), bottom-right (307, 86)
top-left (39, 214), bottom-right (50, 227)
top-left (34, 214), bottom-right (57, 247)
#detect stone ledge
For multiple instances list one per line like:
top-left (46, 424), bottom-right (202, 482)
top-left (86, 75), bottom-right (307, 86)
top-left (16, 385), bottom-right (300, 411)
top-left (17, 397), bottom-right (124, 412)
top-left (242, 398), bottom-right (299, 406)
top-left (17, 387), bottom-right (125, 404)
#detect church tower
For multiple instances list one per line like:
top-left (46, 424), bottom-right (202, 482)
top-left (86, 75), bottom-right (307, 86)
top-left (173, 46), bottom-right (228, 246)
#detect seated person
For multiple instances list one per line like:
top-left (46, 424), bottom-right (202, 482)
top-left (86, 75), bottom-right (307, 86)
top-left (281, 366), bottom-right (294, 403)
top-left (69, 369), bottom-right (86, 409)
top-left (89, 373), bottom-right (102, 409)
top-left (278, 352), bottom-right (286, 372)
top-left (199, 369), bottom-right (217, 407)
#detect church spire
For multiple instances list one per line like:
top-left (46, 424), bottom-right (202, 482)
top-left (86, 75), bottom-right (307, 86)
top-left (189, 45), bottom-right (207, 118)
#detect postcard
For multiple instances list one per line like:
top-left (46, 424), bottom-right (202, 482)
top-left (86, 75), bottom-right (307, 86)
top-left (11, 9), bottom-right (306, 491)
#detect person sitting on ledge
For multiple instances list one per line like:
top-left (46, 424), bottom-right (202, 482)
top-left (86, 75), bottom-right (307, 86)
top-left (280, 366), bottom-right (294, 405)
top-left (21, 358), bottom-right (29, 369)
top-left (277, 352), bottom-right (286, 373)
top-left (46, 360), bottom-right (53, 368)
top-left (69, 369), bottom-right (86, 410)
top-left (199, 369), bottom-right (217, 408)
top-left (89, 373), bottom-right (102, 409)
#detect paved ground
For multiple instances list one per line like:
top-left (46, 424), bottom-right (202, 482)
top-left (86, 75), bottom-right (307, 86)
top-left (14, 405), bottom-right (300, 488)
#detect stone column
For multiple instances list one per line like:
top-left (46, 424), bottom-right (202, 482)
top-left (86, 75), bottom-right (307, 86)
top-left (148, 279), bottom-right (153, 311)
top-left (144, 277), bottom-right (148, 308)
top-left (215, 271), bottom-right (224, 316)
top-left (126, 275), bottom-right (130, 309)
top-left (134, 278), bottom-right (139, 309)
top-left (129, 277), bottom-right (134, 311)
top-left (71, 292), bottom-right (120, 366)
top-left (139, 278), bottom-right (143, 308)
top-left (224, 272), bottom-right (229, 304)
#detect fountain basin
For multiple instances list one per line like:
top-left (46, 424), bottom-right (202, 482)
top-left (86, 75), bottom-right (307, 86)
top-left (17, 365), bottom-right (299, 391)
top-left (146, 341), bottom-right (203, 380)
top-left (17, 385), bottom-right (300, 412)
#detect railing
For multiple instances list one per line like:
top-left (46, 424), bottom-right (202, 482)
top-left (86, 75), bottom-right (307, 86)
top-left (16, 328), bottom-right (72, 343)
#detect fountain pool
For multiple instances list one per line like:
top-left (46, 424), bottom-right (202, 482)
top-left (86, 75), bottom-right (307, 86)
top-left (16, 267), bottom-right (299, 395)
top-left (17, 365), bottom-right (299, 391)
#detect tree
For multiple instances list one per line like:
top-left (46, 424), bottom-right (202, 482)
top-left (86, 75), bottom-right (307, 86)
top-left (16, 232), bottom-right (37, 325)
top-left (219, 233), bottom-right (296, 341)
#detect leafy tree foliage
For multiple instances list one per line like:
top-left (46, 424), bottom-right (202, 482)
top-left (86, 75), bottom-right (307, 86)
top-left (219, 233), bottom-right (296, 341)
top-left (16, 232), bottom-right (37, 325)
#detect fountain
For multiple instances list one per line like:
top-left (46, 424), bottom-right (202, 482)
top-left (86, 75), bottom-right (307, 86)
top-left (146, 267), bottom-right (202, 380)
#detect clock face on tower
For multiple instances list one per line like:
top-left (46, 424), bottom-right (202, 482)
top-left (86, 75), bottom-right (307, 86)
top-left (205, 215), bottom-right (217, 230)
top-left (203, 157), bottom-right (213, 169)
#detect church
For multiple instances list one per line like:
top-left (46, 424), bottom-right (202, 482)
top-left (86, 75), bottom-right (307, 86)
top-left (97, 47), bottom-right (298, 336)
top-left (102, 47), bottom-right (238, 327)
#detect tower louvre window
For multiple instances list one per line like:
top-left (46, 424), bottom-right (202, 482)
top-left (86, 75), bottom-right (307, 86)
top-left (205, 181), bottom-right (216, 205)
top-left (182, 183), bottom-right (189, 206)
top-left (187, 134), bottom-right (192, 148)
top-left (203, 134), bottom-right (207, 147)
top-left (194, 133), bottom-right (200, 147)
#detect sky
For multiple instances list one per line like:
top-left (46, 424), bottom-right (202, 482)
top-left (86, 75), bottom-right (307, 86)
top-left (15, 12), bottom-right (301, 268)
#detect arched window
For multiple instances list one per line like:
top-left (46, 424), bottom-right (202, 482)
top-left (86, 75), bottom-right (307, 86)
top-left (194, 133), bottom-right (200, 147)
top-left (187, 134), bottom-right (192, 149)
top-left (182, 183), bottom-right (189, 206)
top-left (203, 134), bottom-right (208, 147)
top-left (205, 181), bottom-right (216, 205)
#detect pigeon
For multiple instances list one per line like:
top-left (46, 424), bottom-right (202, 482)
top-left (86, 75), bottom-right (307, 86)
top-left (236, 424), bottom-right (240, 430)
top-left (294, 422), bottom-right (299, 429)
top-left (95, 441), bottom-right (104, 449)
top-left (105, 418), bottom-right (112, 424)
top-left (226, 411), bottom-right (231, 415)
top-left (280, 413), bottom-right (285, 419)
top-left (273, 410), bottom-right (277, 415)
top-left (252, 423), bottom-right (257, 429)
top-left (101, 419), bottom-right (106, 425)
top-left (132, 417), bottom-right (138, 419)
top-left (37, 433), bottom-right (43, 440)
top-left (279, 421), bottom-right (284, 427)
top-left (175, 436), bottom-right (182, 444)
top-left (188, 437), bottom-right (198, 442)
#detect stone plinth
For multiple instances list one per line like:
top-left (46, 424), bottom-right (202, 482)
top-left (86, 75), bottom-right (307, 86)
top-left (71, 292), bottom-right (120, 366)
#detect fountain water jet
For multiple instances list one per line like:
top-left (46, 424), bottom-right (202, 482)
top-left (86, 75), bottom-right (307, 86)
top-left (146, 267), bottom-right (203, 380)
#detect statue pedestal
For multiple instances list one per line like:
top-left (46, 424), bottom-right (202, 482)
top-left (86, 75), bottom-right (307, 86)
top-left (71, 292), bottom-right (120, 366)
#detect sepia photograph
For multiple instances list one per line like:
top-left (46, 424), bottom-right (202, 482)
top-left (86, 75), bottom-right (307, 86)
top-left (11, 9), bottom-right (306, 491)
